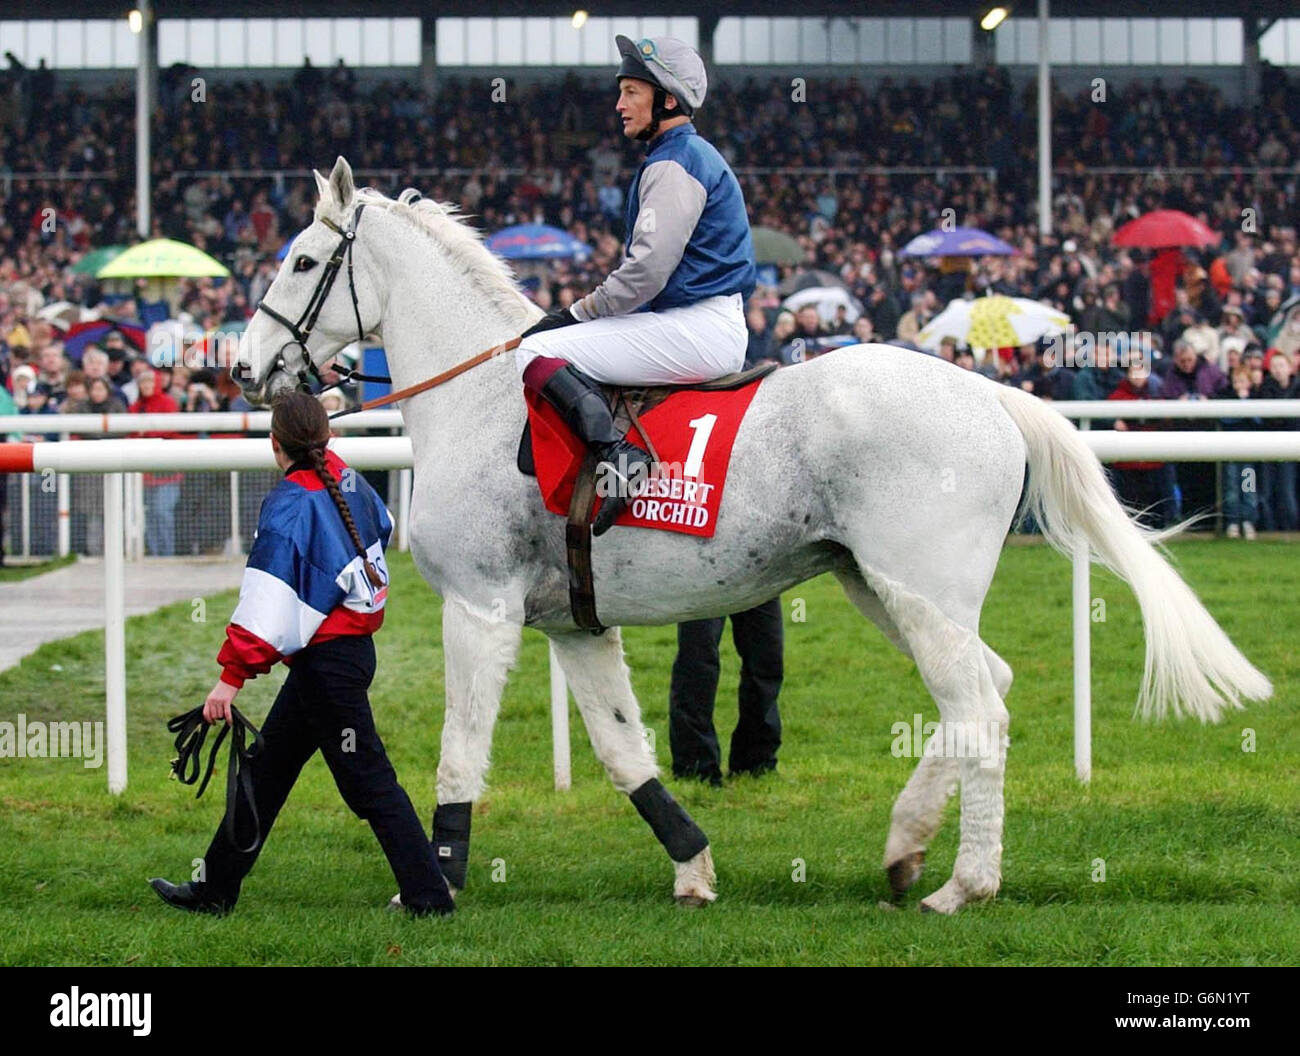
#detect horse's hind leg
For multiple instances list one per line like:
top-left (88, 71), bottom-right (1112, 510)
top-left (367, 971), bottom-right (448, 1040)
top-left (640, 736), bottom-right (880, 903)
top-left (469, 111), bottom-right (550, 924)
top-left (883, 752), bottom-right (959, 899)
top-left (548, 627), bottom-right (716, 905)
top-left (836, 569), bottom-right (955, 897)
top-left (432, 595), bottom-right (522, 894)
top-left (878, 642), bottom-right (1012, 898)
top-left (854, 565), bottom-right (1011, 914)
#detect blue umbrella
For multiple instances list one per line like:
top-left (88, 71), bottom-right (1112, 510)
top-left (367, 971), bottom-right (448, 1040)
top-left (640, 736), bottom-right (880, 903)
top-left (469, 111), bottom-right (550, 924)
top-left (898, 227), bottom-right (1017, 258)
top-left (486, 224), bottom-right (591, 261)
top-left (276, 233), bottom-right (302, 262)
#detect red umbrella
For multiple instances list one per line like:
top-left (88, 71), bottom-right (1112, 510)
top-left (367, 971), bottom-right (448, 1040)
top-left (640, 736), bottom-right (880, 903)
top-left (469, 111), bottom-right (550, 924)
top-left (1112, 210), bottom-right (1221, 250)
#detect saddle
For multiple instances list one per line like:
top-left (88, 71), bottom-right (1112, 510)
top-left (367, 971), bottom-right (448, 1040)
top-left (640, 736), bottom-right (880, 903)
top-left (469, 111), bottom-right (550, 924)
top-left (518, 362), bottom-right (777, 635)
top-left (516, 362), bottom-right (777, 477)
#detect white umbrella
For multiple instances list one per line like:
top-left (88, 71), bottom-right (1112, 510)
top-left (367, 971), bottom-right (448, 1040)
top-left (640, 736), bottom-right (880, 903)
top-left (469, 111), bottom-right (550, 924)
top-left (781, 286), bottom-right (863, 327)
top-left (916, 295), bottom-right (1071, 352)
top-left (37, 301), bottom-right (84, 328)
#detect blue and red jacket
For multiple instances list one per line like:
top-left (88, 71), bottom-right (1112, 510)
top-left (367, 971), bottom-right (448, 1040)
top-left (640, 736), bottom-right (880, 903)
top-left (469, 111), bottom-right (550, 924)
top-left (217, 448), bottom-right (392, 689)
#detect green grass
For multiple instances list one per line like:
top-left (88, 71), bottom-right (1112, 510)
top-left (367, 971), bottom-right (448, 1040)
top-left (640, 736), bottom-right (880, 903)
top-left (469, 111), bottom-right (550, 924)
top-left (0, 541), bottom-right (1296, 965)
top-left (0, 553), bottom-right (77, 582)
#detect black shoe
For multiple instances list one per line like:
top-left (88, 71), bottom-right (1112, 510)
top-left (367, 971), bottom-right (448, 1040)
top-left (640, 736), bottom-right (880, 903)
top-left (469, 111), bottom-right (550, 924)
top-left (403, 899), bottom-right (456, 918)
top-left (673, 766), bottom-right (724, 789)
top-left (537, 365), bottom-right (655, 536)
top-left (148, 877), bottom-right (232, 916)
top-left (728, 759), bottom-right (778, 779)
top-left (387, 893), bottom-right (456, 917)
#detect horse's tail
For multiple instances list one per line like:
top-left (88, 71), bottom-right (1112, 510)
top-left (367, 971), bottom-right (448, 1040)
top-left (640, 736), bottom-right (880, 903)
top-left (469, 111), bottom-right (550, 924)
top-left (993, 383), bottom-right (1271, 722)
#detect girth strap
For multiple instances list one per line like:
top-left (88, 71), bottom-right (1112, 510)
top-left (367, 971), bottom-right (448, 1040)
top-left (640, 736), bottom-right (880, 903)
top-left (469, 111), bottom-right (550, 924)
top-left (566, 452), bottom-right (605, 634)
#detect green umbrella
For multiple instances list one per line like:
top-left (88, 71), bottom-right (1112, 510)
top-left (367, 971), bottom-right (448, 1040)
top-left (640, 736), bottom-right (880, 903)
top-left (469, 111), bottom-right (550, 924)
top-left (97, 239), bottom-right (230, 279)
top-left (751, 226), bottom-right (805, 266)
top-left (71, 245), bottom-right (126, 276)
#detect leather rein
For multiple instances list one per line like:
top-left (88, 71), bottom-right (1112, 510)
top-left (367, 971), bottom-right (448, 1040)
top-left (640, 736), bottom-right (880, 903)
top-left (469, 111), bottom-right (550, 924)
top-left (244, 200), bottom-right (523, 421)
top-left (327, 335), bottom-right (522, 421)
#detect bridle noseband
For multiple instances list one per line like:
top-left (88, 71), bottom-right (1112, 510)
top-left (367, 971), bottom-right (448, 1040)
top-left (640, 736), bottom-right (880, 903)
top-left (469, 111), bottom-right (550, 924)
top-left (247, 203), bottom-right (368, 394)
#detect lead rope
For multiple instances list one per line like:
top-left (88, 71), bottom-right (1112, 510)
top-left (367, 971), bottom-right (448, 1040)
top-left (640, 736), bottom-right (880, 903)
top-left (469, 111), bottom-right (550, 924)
top-left (167, 705), bottom-right (266, 855)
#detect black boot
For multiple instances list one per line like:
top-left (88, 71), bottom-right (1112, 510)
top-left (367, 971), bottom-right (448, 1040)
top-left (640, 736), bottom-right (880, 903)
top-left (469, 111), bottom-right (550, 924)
top-left (538, 365), bottom-right (654, 536)
top-left (148, 878), bottom-right (232, 916)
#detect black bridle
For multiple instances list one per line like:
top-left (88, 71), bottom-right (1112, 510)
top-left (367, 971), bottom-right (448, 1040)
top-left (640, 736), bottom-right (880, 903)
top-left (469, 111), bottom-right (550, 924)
top-left (244, 203), bottom-right (387, 395)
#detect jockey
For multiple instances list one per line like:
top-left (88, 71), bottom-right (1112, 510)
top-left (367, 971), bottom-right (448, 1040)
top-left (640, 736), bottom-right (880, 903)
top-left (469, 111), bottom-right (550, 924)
top-left (517, 34), bottom-right (757, 534)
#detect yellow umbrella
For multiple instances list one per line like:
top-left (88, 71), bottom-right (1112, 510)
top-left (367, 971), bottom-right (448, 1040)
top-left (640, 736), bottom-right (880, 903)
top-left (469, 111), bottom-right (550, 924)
top-left (918, 295), bottom-right (1071, 352)
top-left (97, 239), bottom-right (230, 279)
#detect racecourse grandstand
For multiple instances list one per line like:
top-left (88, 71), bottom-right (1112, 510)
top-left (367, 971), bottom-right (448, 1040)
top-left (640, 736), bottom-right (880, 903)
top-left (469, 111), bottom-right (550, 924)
top-left (3, 5), bottom-right (1300, 559)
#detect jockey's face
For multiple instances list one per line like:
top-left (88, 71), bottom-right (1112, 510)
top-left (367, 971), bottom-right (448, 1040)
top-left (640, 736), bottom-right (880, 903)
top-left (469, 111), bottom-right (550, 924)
top-left (617, 76), bottom-right (677, 139)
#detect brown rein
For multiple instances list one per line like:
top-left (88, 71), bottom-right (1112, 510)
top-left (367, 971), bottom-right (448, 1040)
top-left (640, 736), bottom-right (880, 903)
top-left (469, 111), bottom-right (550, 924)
top-left (327, 335), bottom-right (522, 420)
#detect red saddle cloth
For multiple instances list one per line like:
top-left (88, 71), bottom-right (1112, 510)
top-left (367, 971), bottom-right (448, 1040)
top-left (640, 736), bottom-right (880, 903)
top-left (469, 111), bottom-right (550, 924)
top-left (524, 379), bottom-right (764, 538)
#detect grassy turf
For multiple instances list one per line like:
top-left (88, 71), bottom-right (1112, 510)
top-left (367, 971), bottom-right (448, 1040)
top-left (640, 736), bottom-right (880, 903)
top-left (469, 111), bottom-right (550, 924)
top-left (0, 541), bottom-right (1296, 966)
top-left (0, 553), bottom-right (77, 583)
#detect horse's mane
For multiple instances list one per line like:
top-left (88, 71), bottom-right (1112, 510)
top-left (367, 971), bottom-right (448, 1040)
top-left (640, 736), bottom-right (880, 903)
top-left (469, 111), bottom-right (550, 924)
top-left (318, 185), bottom-right (540, 330)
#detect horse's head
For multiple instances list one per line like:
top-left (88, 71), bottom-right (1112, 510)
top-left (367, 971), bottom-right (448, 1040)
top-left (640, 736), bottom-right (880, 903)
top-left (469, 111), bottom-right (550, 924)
top-left (234, 157), bottom-right (385, 405)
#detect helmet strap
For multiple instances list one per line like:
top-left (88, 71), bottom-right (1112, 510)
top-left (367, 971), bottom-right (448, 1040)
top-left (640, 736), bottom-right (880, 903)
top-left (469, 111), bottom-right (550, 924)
top-left (635, 86), bottom-right (675, 142)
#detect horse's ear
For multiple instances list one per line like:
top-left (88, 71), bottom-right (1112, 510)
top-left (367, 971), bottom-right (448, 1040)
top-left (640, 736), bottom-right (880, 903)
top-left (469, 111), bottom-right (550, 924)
top-left (313, 168), bottom-right (332, 205)
top-left (329, 157), bottom-right (355, 206)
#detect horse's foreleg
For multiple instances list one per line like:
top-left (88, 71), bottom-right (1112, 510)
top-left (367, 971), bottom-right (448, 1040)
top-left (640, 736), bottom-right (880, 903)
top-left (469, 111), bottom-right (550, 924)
top-left (432, 595), bottom-right (521, 893)
top-left (548, 627), bottom-right (717, 905)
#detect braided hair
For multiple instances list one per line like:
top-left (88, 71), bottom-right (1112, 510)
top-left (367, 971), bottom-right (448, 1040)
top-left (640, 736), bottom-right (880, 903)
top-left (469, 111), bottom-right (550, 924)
top-left (270, 390), bottom-right (384, 589)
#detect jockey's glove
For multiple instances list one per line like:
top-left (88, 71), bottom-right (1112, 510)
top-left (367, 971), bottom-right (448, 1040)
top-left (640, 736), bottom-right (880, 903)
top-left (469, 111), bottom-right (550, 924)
top-left (521, 306), bottom-right (582, 338)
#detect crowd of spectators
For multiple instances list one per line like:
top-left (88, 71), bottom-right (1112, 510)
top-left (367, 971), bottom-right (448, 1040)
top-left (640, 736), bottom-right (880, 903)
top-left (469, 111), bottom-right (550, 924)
top-left (2, 58), bottom-right (1300, 559)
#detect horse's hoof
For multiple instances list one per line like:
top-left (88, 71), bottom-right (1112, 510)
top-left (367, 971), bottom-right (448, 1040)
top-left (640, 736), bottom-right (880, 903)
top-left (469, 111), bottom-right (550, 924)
top-left (886, 850), bottom-right (926, 900)
top-left (672, 846), bottom-right (717, 906)
top-left (918, 879), bottom-right (967, 915)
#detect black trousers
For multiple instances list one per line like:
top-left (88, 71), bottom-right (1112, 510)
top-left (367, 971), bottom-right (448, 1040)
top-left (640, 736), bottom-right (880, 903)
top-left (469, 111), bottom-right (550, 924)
top-left (1112, 466), bottom-right (1177, 529)
top-left (668, 596), bottom-right (784, 778)
top-left (1174, 461), bottom-right (1218, 527)
top-left (199, 634), bottom-right (452, 913)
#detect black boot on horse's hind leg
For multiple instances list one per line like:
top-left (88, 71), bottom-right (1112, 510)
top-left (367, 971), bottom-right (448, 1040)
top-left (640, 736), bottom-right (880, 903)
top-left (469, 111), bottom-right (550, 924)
top-left (535, 364), bottom-right (655, 536)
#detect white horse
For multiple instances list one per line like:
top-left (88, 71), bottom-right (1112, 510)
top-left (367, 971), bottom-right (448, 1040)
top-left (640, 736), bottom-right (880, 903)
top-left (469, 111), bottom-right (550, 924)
top-left (236, 159), bottom-right (1271, 913)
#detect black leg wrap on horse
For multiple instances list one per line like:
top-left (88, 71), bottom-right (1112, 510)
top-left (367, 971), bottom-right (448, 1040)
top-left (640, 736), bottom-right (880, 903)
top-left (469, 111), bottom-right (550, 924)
top-left (629, 779), bottom-right (709, 862)
top-left (432, 802), bottom-right (472, 890)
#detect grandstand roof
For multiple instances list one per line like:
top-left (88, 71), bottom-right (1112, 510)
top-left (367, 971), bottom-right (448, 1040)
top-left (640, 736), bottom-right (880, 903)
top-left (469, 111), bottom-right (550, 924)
top-left (1, 1), bottom-right (1295, 23)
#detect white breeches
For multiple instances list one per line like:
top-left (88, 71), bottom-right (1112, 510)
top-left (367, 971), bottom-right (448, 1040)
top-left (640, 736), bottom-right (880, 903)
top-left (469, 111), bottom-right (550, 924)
top-left (515, 293), bottom-right (747, 386)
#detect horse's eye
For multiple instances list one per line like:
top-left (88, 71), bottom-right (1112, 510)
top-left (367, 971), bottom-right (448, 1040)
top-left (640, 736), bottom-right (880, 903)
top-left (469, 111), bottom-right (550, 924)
top-left (294, 256), bottom-right (316, 273)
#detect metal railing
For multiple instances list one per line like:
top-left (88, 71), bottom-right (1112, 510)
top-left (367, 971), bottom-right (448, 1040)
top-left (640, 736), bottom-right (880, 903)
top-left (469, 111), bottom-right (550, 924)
top-left (5, 429), bottom-right (1297, 795)
top-left (1, 412), bottom-right (410, 560)
top-left (4, 401), bottom-right (1299, 562)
